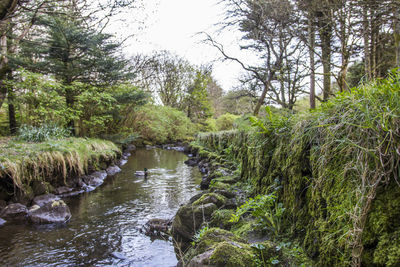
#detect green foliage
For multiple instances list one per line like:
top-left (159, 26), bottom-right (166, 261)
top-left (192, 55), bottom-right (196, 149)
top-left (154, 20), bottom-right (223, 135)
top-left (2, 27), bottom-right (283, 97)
top-left (195, 70), bottom-right (400, 265)
top-left (249, 106), bottom-right (290, 135)
top-left (74, 83), bottom-right (116, 137)
top-left (8, 69), bottom-right (71, 127)
top-left (185, 69), bottom-right (213, 122)
top-left (131, 105), bottom-right (197, 144)
top-left (230, 192), bottom-right (285, 238)
top-left (215, 113), bottom-right (240, 131)
top-left (17, 123), bottom-right (70, 143)
top-left (192, 226), bottom-right (210, 245)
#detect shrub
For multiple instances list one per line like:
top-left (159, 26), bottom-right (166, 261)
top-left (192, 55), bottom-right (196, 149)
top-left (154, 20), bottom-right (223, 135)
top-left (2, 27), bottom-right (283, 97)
top-left (131, 105), bottom-right (197, 144)
top-left (216, 113), bottom-right (240, 131)
top-left (17, 123), bottom-right (70, 142)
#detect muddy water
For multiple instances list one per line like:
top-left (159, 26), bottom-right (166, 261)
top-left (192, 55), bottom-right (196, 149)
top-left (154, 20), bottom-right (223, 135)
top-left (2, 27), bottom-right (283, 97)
top-left (0, 148), bottom-right (202, 266)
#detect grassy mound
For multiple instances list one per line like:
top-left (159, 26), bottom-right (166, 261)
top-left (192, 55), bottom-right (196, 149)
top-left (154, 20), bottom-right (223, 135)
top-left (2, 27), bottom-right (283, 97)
top-left (0, 137), bottom-right (120, 199)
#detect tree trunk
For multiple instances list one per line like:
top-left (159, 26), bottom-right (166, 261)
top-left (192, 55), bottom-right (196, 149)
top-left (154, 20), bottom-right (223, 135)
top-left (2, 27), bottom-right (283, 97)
top-left (65, 87), bottom-right (76, 136)
top-left (7, 74), bottom-right (16, 135)
top-left (319, 16), bottom-right (332, 101)
top-left (309, 14), bottom-right (316, 109)
top-left (395, 4), bottom-right (400, 69)
top-left (363, 3), bottom-right (371, 80)
top-left (253, 81), bottom-right (270, 116)
top-left (0, 28), bottom-right (8, 109)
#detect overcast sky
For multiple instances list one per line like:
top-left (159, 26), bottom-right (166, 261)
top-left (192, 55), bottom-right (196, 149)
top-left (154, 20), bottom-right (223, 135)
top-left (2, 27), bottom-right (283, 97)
top-left (108, 0), bottom-right (256, 91)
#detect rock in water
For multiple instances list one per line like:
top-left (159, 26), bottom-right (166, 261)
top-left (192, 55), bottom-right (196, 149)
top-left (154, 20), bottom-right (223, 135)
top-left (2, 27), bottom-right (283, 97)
top-left (29, 200), bottom-right (71, 224)
top-left (0, 218), bottom-right (6, 226)
top-left (82, 170), bottom-right (107, 187)
top-left (111, 252), bottom-right (127, 260)
top-left (106, 165), bottom-right (121, 176)
top-left (33, 194), bottom-right (61, 207)
top-left (0, 203), bottom-right (28, 221)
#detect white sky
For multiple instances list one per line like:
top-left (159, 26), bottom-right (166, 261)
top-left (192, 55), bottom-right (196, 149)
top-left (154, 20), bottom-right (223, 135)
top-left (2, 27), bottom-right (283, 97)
top-left (109, 0), bottom-right (255, 91)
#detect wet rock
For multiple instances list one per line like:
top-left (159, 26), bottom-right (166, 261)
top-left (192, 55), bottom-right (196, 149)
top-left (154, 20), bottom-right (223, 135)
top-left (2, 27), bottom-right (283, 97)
top-left (145, 145), bottom-right (156, 150)
top-left (29, 200), bottom-right (71, 224)
top-left (106, 165), bottom-right (121, 176)
top-left (55, 186), bottom-right (73, 195)
top-left (0, 218), bottom-right (6, 226)
top-left (33, 194), bottom-right (61, 207)
top-left (189, 192), bottom-right (208, 204)
top-left (82, 171), bottom-right (107, 187)
top-left (191, 193), bottom-right (227, 208)
top-left (200, 176), bottom-right (212, 190)
top-left (0, 203), bottom-right (28, 221)
top-left (111, 252), bottom-right (127, 260)
top-left (171, 202), bottom-right (217, 246)
top-left (187, 249), bottom-right (214, 267)
top-left (118, 159), bottom-right (128, 166)
top-left (184, 158), bottom-right (198, 166)
top-left (125, 144), bottom-right (136, 151)
top-left (0, 200), bottom-right (7, 210)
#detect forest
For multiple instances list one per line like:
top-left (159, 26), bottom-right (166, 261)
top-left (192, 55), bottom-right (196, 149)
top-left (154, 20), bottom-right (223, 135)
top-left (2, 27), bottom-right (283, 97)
top-left (0, 0), bottom-right (399, 266)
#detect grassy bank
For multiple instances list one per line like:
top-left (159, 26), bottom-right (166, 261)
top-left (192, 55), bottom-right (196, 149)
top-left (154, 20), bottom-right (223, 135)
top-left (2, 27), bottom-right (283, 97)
top-left (189, 72), bottom-right (400, 266)
top-left (0, 137), bottom-right (120, 202)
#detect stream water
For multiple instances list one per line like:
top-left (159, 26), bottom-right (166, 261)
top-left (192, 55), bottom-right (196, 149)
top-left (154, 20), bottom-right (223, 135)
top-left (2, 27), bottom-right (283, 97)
top-left (0, 148), bottom-right (202, 266)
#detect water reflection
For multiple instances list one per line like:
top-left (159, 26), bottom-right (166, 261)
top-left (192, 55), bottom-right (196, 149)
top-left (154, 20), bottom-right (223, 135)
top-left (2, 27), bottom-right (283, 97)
top-left (0, 149), bottom-right (201, 266)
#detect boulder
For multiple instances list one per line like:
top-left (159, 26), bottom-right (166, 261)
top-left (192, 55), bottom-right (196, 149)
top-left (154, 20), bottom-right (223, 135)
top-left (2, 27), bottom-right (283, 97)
top-left (55, 186), bottom-right (73, 195)
top-left (125, 144), bottom-right (136, 152)
top-left (0, 203), bottom-right (28, 221)
top-left (106, 165), bottom-right (121, 176)
top-left (118, 159), bottom-right (128, 166)
top-left (187, 250), bottom-right (214, 267)
top-left (33, 194), bottom-right (61, 207)
top-left (29, 200), bottom-right (71, 224)
top-left (82, 170), bottom-right (107, 187)
top-left (184, 158), bottom-right (198, 166)
top-left (171, 202), bottom-right (217, 247)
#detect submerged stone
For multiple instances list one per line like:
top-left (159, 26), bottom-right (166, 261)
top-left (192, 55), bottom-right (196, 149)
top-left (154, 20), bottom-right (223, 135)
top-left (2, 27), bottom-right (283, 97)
top-left (0, 203), bottom-right (28, 221)
top-left (82, 170), bottom-right (107, 187)
top-left (106, 165), bottom-right (121, 176)
top-left (29, 200), bottom-right (71, 224)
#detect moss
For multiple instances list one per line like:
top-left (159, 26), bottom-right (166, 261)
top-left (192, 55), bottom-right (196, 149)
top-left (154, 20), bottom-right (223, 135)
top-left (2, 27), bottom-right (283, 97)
top-left (209, 241), bottom-right (256, 267)
top-left (373, 231), bottom-right (400, 266)
top-left (192, 193), bottom-right (227, 207)
top-left (210, 209), bottom-right (235, 230)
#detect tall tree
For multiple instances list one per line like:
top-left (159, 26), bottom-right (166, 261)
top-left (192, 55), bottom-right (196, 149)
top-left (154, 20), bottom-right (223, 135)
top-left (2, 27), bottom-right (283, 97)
top-left (15, 10), bottom-right (132, 134)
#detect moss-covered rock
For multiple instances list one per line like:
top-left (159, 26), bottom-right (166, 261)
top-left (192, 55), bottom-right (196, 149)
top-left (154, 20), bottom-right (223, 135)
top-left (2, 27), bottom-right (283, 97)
top-left (210, 209), bottom-right (235, 230)
top-left (192, 193), bottom-right (227, 208)
top-left (209, 241), bottom-right (256, 267)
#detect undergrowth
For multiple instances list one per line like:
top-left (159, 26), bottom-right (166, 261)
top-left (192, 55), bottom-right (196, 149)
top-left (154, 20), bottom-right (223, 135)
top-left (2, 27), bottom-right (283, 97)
top-left (194, 70), bottom-right (400, 266)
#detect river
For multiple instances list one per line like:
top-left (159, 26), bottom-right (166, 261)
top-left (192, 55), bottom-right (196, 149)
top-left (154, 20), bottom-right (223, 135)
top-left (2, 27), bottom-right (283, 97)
top-left (0, 148), bottom-right (202, 266)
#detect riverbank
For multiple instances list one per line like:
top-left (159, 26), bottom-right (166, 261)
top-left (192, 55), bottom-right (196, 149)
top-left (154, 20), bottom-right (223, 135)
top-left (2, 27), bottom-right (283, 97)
top-left (172, 75), bottom-right (400, 266)
top-left (0, 137), bottom-right (124, 225)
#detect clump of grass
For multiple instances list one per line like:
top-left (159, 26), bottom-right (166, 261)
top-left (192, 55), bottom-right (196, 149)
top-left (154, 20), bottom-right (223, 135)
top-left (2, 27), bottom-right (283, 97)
top-left (17, 123), bottom-right (70, 142)
top-left (0, 137), bottom-right (120, 191)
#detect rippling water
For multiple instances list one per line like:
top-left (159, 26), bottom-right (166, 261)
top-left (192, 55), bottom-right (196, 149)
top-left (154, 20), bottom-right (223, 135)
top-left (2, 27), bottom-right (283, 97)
top-left (0, 148), bottom-right (202, 266)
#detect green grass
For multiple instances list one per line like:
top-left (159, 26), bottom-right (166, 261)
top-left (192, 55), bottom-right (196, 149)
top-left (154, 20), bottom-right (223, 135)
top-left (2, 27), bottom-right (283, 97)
top-left (0, 137), bottom-right (120, 189)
